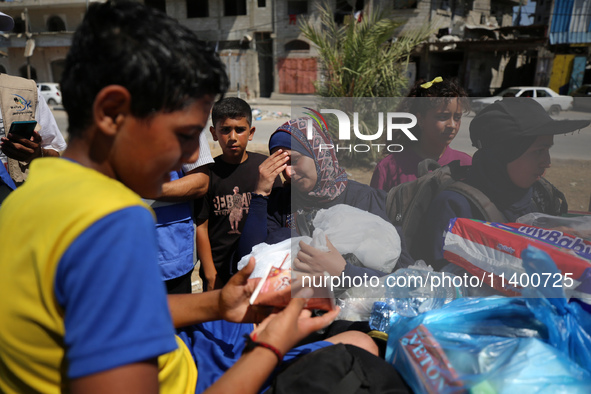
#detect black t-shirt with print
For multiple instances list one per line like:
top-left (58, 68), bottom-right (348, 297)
top-left (196, 152), bottom-right (280, 284)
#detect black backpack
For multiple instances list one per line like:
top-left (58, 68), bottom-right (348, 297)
top-left (385, 159), bottom-right (505, 253)
top-left (385, 159), bottom-right (568, 254)
top-left (265, 344), bottom-right (411, 394)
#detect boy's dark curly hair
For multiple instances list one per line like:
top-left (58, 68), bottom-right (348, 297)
top-left (61, 0), bottom-right (229, 138)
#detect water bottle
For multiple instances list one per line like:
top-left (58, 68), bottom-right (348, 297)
top-left (368, 300), bottom-right (400, 332)
top-left (384, 268), bottom-right (465, 317)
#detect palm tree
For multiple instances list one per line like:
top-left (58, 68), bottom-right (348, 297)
top-left (300, 1), bottom-right (432, 98)
top-left (299, 2), bottom-right (432, 164)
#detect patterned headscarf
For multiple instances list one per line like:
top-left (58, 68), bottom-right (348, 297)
top-left (274, 117), bottom-right (347, 202)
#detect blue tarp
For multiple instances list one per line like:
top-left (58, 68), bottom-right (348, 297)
top-left (549, 0), bottom-right (591, 44)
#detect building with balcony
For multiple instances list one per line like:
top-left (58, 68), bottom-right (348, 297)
top-left (369, 0), bottom-right (553, 96)
top-left (2, 0), bottom-right (583, 99)
top-left (0, 0), bottom-right (100, 83)
top-left (162, 0), bottom-right (533, 97)
top-left (161, 0), bottom-right (588, 97)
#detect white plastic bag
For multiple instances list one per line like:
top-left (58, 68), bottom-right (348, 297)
top-left (312, 204), bottom-right (401, 272)
top-left (236, 236), bottom-right (310, 278)
top-left (237, 205), bottom-right (402, 281)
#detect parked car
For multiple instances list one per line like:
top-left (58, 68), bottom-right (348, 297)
top-left (37, 82), bottom-right (62, 106)
top-left (570, 84), bottom-right (591, 112)
top-left (471, 86), bottom-right (573, 115)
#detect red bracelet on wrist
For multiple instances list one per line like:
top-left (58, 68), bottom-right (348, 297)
top-left (243, 334), bottom-right (283, 364)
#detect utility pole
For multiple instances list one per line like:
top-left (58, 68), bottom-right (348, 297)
top-left (23, 8), bottom-right (32, 79)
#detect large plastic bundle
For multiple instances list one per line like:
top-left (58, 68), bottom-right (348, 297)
top-left (386, 247), bottom-right (591, 394)
top-left (443, 218), bottom-right (591, 298)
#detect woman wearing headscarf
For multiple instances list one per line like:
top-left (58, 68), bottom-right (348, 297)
top-left (416, 98), bottom-right (589, 270)
top-left (237, 117), bottom-right (414, 280)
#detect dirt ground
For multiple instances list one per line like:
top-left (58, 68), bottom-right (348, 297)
top-left (348, 159), bottom-right (591, 212)
top-left (541, 159), bottom-right (591, 212)
top-left (241, 143), bottom-right (591, 212)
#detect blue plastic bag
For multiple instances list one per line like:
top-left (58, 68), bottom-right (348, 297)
top-left (521, 246), bottom-right (591, 374)
top-left (386, 246), bottom-right (591, 394)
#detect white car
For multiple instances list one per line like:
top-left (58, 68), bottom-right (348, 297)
top-left (471, 87), bottom-right (573, 115)
top-left (37, 82), bottom-right (62, 106)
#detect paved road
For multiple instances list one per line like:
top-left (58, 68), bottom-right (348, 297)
top-left (50, 105), bottom-right (591, 161)
top-left (450, 110), bottom-right (591, 161)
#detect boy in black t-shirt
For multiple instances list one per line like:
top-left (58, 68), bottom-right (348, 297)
top-left (196, 98), bottom-right (280, 289)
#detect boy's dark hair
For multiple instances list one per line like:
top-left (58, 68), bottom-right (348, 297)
top-left (211, 97), bottom-right (252, 128)
top-left (61, 0), bottom-right (228, 138)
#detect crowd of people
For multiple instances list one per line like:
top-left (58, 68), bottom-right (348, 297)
top-left (0, 1), bottom-right (589, 393)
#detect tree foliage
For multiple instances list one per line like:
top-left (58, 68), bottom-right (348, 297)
top-left (299, 2), bottom-right (433, 164)
top-left (300, 1), bottom-right (432, 98)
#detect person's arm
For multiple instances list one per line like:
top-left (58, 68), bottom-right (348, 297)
top-left (203, 293), bottom-right (339, 394)
top-left (157, 166), bottom-right (210, 202)
top-left (237, 151), bottom-right (288, 258)
top-left (295, 238), bottom-right (346, 276)
top-left (196, 218), bottom-right (218, 291)
top-left (205, 347), bottom-right (277, 394)
top-left (35, 89), bottom-right (66, 154)
top-left (1, 90), bottom-right (65, 162)
top-left (254, 150), bottom-right (288, 196)
top-left (40, 146), bottom-right (60, 157)
top-left (236, 193), bottom-right (269, 258)
top-left (167, 258), bottom-right (280, 328)
top-left (1, 131), bottom-right (45, 162)
top-left (71, 361), bottom-right (159, 394)
top-left (266, 210), bottom-right (286, 236)
top-left (151, 132), bottom-right (214, 201)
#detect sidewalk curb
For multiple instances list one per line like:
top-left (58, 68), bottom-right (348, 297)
top-left (224, 92), bottom-right (316, 107)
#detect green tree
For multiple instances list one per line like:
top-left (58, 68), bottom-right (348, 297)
top-left (299, 2), bottom-right (433, 165)
top-left (300, 1), bottom-right (432, 98)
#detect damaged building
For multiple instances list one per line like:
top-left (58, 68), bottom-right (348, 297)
top-left (0, 0), bottom-right (589, 98)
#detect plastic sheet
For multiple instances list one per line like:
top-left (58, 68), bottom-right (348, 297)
top-left (517, 212), bottom-right (591, 241)
top-left (385, 247), bottom-right (591, 394)
top-left (312, 204), bottom-right (401, 272)
top-left (336, 261), bottom-right (433, 321)
top-left (236, 237), bottom-right (303, 278)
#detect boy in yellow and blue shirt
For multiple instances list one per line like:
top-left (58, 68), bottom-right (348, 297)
top-left (0, 1), bottom-right (345, 393)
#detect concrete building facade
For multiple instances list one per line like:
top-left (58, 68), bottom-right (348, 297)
top-left (0, 0), bottom-right (96, 83)
top-left (0, 0), bottom-right (588, 98)
top-left (164, 0), bottom-right (325, 98)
